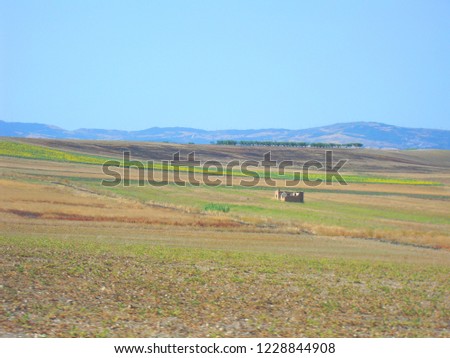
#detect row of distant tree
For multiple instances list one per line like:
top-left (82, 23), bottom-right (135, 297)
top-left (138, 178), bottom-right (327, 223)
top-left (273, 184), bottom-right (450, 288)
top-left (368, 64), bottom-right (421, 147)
top-left (215, 140), bottom-right (364, 148)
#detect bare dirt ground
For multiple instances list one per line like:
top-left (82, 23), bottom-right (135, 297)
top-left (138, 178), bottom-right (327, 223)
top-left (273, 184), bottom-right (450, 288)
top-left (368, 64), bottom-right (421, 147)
top-left (9, 137), bottom-right (450, 172)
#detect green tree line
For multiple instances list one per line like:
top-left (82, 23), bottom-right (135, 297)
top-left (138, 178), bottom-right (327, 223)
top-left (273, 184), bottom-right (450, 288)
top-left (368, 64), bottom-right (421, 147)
top-left (215, 140), bottom-right (363, 148)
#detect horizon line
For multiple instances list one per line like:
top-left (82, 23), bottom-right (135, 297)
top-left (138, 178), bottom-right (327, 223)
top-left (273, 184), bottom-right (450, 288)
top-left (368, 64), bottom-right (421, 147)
top-left (2, 119), bottom-right (449, 132)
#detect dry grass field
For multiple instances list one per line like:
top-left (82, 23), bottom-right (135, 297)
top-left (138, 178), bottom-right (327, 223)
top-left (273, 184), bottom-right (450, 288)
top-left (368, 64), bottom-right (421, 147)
top-left (1, 138), bottom-right (449, 337)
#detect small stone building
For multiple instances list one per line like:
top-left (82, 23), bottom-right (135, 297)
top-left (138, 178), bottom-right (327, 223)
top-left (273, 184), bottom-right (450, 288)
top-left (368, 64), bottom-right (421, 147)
top-left (274, 189), bottom-right (304, 203)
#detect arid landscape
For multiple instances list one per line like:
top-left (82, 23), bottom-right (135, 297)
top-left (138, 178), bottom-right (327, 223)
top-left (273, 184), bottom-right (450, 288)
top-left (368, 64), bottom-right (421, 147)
top-left (1, 138), bottom-right (449, 337)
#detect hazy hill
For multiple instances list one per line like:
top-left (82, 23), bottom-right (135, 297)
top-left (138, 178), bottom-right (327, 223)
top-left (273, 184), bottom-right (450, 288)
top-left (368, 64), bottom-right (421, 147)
top-left (1, 120), bottom-right (449, 149)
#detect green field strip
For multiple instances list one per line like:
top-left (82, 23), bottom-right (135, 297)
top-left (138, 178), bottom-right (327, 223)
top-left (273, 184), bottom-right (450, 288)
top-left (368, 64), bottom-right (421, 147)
top-left (0, 139), bottom-right (441, 185)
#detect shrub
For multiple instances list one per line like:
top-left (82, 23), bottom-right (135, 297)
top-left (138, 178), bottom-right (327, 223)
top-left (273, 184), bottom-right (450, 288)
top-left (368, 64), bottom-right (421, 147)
top-left (204, 203), bottom-right (230, 213)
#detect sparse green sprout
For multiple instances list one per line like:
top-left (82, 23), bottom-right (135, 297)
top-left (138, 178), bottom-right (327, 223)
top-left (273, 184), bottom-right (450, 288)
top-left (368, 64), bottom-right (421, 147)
top-left (203, 203), bottom-right (230, 213)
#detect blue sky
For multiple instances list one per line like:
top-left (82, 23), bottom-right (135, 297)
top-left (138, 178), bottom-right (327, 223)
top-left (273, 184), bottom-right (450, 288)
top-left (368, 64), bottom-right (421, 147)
top-left (1, 0), bottom-right (449, 130)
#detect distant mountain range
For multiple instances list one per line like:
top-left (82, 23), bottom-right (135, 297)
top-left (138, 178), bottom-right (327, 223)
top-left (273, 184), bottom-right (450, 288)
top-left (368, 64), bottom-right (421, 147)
top-left (1, 120), bottom-right (449, 149)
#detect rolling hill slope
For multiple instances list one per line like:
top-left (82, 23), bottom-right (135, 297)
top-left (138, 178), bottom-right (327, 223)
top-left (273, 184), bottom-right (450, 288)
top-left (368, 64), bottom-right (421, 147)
top-left (1, 120), bottom-right (449, 149)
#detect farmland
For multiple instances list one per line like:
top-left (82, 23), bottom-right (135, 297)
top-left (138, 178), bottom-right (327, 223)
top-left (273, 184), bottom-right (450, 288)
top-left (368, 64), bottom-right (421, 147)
top-left (0, 138), bottom-right (449, 337)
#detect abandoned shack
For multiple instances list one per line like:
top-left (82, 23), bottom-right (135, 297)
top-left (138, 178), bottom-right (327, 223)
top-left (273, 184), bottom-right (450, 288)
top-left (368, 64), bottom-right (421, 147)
top-left (274, 189), bottom-right (304, 203)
